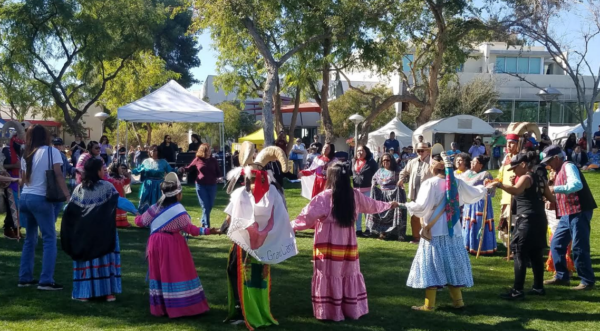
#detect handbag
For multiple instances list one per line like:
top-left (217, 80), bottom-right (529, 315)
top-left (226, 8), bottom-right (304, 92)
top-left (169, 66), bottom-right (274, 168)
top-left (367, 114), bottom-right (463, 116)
top-left (46, 147), bottom-right (67, 202)
top-left (493, 146), bottom-right (501, 158)
top-left (290, 151), bottom-right (298, 160)
top-left (420, 200), bottom-right (445, 242)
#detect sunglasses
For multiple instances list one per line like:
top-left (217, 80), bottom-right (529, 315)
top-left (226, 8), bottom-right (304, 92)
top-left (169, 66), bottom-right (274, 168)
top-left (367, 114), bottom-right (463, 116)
top-left (382, 159), bottom-right (391, 162)
top-left (416, 150), bottom-right (425, 153)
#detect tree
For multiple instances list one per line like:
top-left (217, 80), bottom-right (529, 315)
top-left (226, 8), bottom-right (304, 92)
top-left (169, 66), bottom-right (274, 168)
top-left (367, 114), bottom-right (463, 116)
top-left (0, 0), bottom-right (167, 134)
top-left (433, 77), bottom-right (499, 119)
top-left (218, 101), bottom-right (258, 140)
top-left (493, 0), bottom-right (600, 151)
top-left (328, 84), bottom-right (397, 144)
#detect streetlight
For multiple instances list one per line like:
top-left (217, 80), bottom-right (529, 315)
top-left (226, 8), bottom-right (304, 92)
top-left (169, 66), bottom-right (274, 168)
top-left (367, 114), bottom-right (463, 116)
top-left (483, 107), bottom-right (503, 123)
top-left (349, 113), bottom-right (365, 157)
top-left (95, 112), bottom-right (110, 135)
top-left (537, 86), bottom-right (562, 133)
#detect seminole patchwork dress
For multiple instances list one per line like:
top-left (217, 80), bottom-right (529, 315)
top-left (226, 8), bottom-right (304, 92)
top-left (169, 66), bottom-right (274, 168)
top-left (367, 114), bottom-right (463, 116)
top-left (406, 176), bottom-right (486, 289)
top-left (132, 158), bottom-right (173, 213)
top-left (135, 203), bottom-right (211, 318)
top-left (457, 170), bottom-right (497, 255)
top-left (299, 156), bottom-right (337, 198)
top-left (292, 189), bottom-right (391, 321)
top-left (366, 168), bottom-right (407, 240)
top-left (107, 176), bottom-right (132, 227)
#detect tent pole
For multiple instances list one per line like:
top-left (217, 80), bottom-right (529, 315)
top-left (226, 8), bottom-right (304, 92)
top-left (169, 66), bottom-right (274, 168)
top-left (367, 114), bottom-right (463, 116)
top-left (116, 120), bottom-right (120, 149)
top-left (124, 121), bottom-right (128, 166)
top-left (220, 123), bottom-right (226, 187)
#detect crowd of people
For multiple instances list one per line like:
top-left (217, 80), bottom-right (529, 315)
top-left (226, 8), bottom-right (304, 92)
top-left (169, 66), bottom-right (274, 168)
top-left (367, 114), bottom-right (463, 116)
top-left (0, 123), bottom-right (597, 330)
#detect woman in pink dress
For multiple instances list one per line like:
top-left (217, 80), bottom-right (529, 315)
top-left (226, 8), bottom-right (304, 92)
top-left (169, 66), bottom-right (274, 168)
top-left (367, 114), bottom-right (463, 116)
top-left (292, 163), bottom-right (398, 321)
top-left (298, 143), bottom-right (336, 198)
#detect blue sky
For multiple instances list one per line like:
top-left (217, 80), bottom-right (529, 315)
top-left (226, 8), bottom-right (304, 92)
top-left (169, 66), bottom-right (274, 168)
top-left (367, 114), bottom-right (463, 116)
top-left (188, 2), bottom-right (600, 90)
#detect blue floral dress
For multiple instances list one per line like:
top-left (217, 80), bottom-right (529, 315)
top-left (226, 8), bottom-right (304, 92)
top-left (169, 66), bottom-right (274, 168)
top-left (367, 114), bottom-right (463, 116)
top-left (458, 170), bottom-right (497, 255)
top-left (132, 158), bottom-right (173, 213)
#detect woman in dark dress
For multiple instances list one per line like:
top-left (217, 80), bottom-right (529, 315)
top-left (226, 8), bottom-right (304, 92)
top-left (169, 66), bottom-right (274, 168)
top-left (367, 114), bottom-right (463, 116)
top-left (352, 145), bottom-right (378, 236)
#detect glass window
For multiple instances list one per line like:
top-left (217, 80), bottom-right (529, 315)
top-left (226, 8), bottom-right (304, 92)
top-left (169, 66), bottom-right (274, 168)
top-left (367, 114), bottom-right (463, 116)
top-left (495, 57), bottom-right (505, 73)
top-left (563, 102), bottom-right (586, 124)
top-left (539, 101), bottom-right (562, 124)
top-left (496, 100), bottom-right (513, 122)
top-left (505, 58), bottom-right (517, 73)
top-left (402, 55), bottom-right (413, 72)
top-left (529, 58), bottom-right (541, 74)
top-left (517, 58), bottom-right (529, 74)
top-left (514, 101), bottom-right (539, 122)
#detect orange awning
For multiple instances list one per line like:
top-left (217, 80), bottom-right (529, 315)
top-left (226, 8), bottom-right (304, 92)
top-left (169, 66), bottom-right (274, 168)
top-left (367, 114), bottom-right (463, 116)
top-left (280, 102), bottom-right (321, 113)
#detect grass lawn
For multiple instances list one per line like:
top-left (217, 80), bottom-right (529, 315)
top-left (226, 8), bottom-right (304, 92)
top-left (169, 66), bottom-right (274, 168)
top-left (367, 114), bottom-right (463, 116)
top-left (1, 171), bottom-right (600, 331)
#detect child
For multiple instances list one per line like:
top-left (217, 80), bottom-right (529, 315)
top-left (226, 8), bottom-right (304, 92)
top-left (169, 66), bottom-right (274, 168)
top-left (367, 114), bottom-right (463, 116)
top-left (135, 173), bottom-right (219, 318)
top-left (107, 163), bottom-right (132, 227)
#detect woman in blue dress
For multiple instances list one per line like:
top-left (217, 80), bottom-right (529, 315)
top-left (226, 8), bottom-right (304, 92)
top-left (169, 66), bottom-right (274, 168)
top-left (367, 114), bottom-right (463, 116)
top-left (132, 145), bottom-right (174, 213)
top-left (458, 155), bottom-right (497, 255)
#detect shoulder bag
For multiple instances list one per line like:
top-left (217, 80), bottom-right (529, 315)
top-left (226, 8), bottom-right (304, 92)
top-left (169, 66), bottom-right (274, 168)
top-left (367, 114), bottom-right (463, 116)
top-left (46, 147), bottom-right (67, 202)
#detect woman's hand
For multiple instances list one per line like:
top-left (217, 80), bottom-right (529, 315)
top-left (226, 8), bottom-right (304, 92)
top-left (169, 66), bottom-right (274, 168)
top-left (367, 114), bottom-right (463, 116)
top-left (396, 179), bottom-right (404, 187)
top-left (390, 201), bottom-right (399, 209)
top-left (209, 227), bottom-right (221, 235)
top-left (297, 172), bottom-right (303, 178)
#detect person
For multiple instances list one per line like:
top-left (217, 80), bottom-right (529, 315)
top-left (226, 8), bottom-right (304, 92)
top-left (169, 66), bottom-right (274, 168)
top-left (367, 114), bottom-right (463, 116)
top-left (384, 131), bottom-right (401, 153)
top-left (539, 127), bottom-right (552, 152)
top-left (75, 141), bottom-right (106, 184)
top-left (469, 137), bottom-right (486, 158)
top-left (352, 145), bottom-right (379, 236)
top-left (543, 145), bottom-right (597, 290)
top-left (298, 143), bottom-right (337, 198)
top-left (107, 162), bottom-right (133, 227)
top-left (51, 137), bottom-right (75, 217)
top-left (577, 132), bottom-right (588, 151)
top-left (182, 143), bottom-right (221, 228)
top-left (2, 130), bottom-right (25, 239)
top-left (158, 135), bottom-right (178, 164)
top-left (488, 152), bottom-right (555, 300)
top-left (188, 133), bottom-right (201, 152)
top-left (524, 132), bottom-right (538, 149)
top-left (458, 155), bottom-right (496, 255)
top-left (417, 135), bottom-right (424, 144)
top-left (223, 143), bottom-right (297, 328)
top-left (18, 125), bottom-right (70, 290)
top-left (403, 151), bottom-right (487, 311)
top-left (454, 153), bottom-right (471, 175)
top-left (366, 153), bottom-right (407, 241)
top-left (99, 135), bottom-right (112, 164)
top-left (389, 147), bottom-right (400, 162)
top-left (132, 145), bottom-right (174, 213)
top-left (70, 134), bottom-right (86, 167)
top-left (290, 138), bottom-right (307, 175)
top-left (264, 158), bottom-right (297, 187)
top-left (398, 142), bottom-right (432, 243)
top-left (292, 163), bottom-right (398, 321)
top-left (491, 130), bottom-right (507, 170)
top-left (61, 158), bottom-right (137, 302)
top-left (1, 153), bottom-right (22, 239)
top-left (563, 133), bottom-right (577, 158)
top-left (310, 134), bottom-right (323, 154)
top-left (305, 146), bottom-right (319, 169)
top-left (135, 172), bottom-right (218, 317)
top-left (571, 145), bottom-right (588, 168)
top-left (584, 145), bottom-right (600, 170)
top-left (446, 142), bottom-right (461, 162)
top-left (594, 124), bottom-right (600, 148)
top-left (497, 133), bottom-right (520, 249)
top-left (275, 130), bottom-right (288, 155)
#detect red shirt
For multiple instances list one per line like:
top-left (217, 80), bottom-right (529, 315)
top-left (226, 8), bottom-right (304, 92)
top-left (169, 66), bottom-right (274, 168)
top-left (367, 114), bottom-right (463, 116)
top-left (185, 157), bottom-right (222, 185)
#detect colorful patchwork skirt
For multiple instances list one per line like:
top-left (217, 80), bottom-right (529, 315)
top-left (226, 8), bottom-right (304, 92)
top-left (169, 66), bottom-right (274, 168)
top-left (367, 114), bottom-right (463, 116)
top-left (462, 197), bottom-right (497, 255)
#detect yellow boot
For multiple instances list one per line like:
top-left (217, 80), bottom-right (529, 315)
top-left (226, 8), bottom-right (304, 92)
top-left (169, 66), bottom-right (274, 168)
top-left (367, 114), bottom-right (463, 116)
top-left (412, 288), bottom-right (436, 311)
top-left (448, 286), bottom-right (464, 309)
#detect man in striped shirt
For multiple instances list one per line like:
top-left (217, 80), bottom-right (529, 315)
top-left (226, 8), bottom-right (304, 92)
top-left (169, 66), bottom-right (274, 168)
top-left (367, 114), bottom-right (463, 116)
top-left (543, 145), bottom-right (597, 291)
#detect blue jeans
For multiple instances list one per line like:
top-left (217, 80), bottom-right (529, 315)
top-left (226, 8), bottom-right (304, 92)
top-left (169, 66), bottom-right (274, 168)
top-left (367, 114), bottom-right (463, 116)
top-left (19, 194), bottom-right (58, 284)
top-left (292, 159), bottom-right (304, 175)
top-left (53, 202), bottom-right (64, 222)
top-left (355, 190), bottom-right (371, 232)
top-left (550, 210), bottom-right (595, 285)
top-left (196, 184), bottom-right (217, 228)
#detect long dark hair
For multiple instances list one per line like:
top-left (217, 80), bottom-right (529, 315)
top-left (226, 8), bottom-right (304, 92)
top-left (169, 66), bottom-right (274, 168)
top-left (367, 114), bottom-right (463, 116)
top-left (108, 162), bottom-right (126, 179)
top-left (521, 151), bottom-right (538, 169)
top-left (24, 125), bottom-right (51, 184)
top-left (87, 141), bottom-right (99, 153)
top-left (325, 163), bottom-right (356, 227)
top-left (100, 135), bottom-right (109, 144)
top-left (378, 152), bottom-right (397, 170)
top-left (354, 145), bottom-right (372, 161)
top-left (160, 180), bottom-right (179, 208)
top-left (324, 143), bottom-right (335, 160)
top-left (473, 155), bottom-right (489, 170)
top-left (82, 158), bottom-right (104, 189)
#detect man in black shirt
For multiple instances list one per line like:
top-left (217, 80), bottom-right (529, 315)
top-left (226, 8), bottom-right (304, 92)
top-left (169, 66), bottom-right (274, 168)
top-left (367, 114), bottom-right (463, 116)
top-left (309, 135), bottom-right (323, 154)
top-left (539, 127), bottom-right (552, 152)
top-left (158, 135), bottom-right (178, 163)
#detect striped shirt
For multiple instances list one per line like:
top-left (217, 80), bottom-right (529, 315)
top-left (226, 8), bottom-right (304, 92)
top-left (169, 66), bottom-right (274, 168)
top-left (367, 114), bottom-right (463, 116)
top-left (554, 162), bottom-right (583, 217)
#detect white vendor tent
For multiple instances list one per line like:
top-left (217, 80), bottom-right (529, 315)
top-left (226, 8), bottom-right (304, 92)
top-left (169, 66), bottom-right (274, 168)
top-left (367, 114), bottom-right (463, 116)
top-left (367, 118), bottom-right (413, 154)
top-left (550, 109), bottom-right (600, 141)
top-left (117, 80), bottom-right (225, 175)
top-left (413, 115), bottom-right (495, 150)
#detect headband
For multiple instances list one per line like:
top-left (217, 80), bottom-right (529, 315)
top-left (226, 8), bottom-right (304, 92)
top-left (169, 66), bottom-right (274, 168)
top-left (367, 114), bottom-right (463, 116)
top-left (506, 133), bottom-right (519, 141)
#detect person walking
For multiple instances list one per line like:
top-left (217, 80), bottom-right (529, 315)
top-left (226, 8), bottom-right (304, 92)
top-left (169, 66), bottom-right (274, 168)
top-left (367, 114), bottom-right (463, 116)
top-left (182, 144), bottom-right (221, 228)
top-left (543, 145), bottom-right (597, 290)
top-left (352, 145), bottom-right (378, 236)
top-left (18, 125), bottom-right (70, 290)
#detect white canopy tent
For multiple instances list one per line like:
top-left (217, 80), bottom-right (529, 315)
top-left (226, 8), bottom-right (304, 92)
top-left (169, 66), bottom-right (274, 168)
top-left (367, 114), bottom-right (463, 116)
top-left (550, 109), bottom-right (600, 141)
top-left (117, 80), bottom-right (225, 175)
top-left (367, 118), bottom-right (413, 154)
top-left (413, 115), bottom-right (495, 150)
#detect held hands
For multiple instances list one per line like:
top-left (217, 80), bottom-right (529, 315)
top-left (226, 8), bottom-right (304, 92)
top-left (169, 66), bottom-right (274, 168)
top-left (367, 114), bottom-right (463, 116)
top-left (209, 227), bottom-right (221, 235)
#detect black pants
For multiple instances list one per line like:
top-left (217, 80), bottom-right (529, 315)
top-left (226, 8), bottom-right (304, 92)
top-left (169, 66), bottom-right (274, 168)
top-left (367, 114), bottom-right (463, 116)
top-left (511, 215), bottom-right (546, 291)
top-left (2, 191), bottom-right (16, 230)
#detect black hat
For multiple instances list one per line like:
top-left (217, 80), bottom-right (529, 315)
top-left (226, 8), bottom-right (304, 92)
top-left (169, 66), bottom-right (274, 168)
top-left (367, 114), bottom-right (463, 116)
top-left (541, 145), bottom-right (563, 165)
top-left (507, 153), bottom-right (529, 171)
top-left (52, 137), bottom-right (64, 146)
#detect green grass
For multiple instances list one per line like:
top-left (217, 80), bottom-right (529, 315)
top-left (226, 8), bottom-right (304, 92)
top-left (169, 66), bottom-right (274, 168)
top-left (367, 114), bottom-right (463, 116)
top-left (1, 172), bottom-right (600, 331)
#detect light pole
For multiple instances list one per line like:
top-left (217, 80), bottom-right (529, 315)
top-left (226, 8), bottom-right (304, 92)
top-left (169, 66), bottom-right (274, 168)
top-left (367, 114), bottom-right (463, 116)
top-left (483, 107), bottom-right (503, 124)
top-left (537, 86), bottom-right (562, 133)
top-left (95, 112), bottom-right (110, 136)
top-left (349, 113), bottom-right (365, 157)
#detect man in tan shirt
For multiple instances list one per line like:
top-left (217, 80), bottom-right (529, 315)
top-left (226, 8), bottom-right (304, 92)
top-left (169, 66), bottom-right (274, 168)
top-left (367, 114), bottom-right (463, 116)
top-left (496, 133), bottom-right (520, 248)
top-left (398, 142), bottom-right (432, 243)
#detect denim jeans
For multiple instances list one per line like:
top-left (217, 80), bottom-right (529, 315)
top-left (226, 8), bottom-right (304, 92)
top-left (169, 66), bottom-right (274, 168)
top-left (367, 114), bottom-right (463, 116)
top-left (53, 202), bottom-right (64, 222)
top-left (550, 210), bottom-right (595, 285)
top-left (196, 183), bottom-right (217, 228)
top-left (19, 194), bottom-right (58, 284)
top-left (355, 190), bottom-right (371, 232)
top-left (292, 159), bottom-right (304, 175)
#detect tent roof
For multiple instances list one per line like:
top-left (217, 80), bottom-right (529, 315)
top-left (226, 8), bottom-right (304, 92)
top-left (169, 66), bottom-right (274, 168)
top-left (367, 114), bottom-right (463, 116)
top-left (117, 80), bottom-right (224, 123)
top-left (413, 115), bottom-right (495, 136)
top-left (280, 102), bottom-right (321, 113)
top-left (367, 118), bottom-right (413, 150)
top-left (551, 110), bottom-right (600, 139)
top-left (238, 128), bottom-right (288, 145)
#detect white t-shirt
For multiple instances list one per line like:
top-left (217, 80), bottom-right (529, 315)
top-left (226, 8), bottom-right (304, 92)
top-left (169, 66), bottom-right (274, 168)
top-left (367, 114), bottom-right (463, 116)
top-left (21, 146), bottom-right (63, 197)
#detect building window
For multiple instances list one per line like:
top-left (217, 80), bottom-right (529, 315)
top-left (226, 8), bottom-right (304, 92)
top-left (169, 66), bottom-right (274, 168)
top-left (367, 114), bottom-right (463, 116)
top-left (539, 101), bottom-right (561, 124)
top-left (402, 55), bottom-right (413, 72)
top-left (514, 101), bottom-right (539, 122)
top-left (495, 57), bottom-right (542, 74)
top-left (563, 102), bottom-right (586, 124)
top-left (496, 100), bottom-right (514, 122)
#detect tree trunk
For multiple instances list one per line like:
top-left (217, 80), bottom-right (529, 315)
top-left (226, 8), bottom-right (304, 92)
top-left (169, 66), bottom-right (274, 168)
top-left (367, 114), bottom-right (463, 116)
top-left (319, 38), bottom-right (334, 142)
top-left (286, 87), bottom-right (302, 154)
top-left (273, 78), bottom-right (284, 133)
top-left (145, 123), bottom-right (153, 146)
top-left (262, 63), bottom-right (278, 147)
top-left (131, 123), bottom-right (143, 146)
